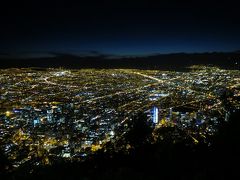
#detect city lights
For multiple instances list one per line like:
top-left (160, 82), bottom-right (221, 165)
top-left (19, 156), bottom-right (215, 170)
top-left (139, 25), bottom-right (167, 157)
top-left (0, 66), bottom-right (239, 173)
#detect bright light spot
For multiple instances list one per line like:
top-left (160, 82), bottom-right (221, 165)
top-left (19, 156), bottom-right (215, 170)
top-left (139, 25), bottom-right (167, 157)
top-left (5, 111), bottom-right (11, 117)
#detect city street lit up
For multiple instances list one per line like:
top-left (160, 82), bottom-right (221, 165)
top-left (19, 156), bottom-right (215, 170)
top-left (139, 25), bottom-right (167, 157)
top-left (1, 66), bottom-right (239, 173)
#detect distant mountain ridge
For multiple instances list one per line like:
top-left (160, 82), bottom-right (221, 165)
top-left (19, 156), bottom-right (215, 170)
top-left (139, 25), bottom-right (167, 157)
top-left (0, 51), bottom-right (239, 70)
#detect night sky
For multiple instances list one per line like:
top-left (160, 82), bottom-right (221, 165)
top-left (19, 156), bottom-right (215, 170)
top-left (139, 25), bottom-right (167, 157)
top-left (0, 1), bottom-right (240, 56)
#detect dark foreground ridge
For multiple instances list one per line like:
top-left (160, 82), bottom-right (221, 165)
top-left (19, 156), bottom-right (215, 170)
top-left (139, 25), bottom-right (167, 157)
top-left (1, 51), bottom-right (240, 70)
top-left (1, 110), bottom-right (240, 180)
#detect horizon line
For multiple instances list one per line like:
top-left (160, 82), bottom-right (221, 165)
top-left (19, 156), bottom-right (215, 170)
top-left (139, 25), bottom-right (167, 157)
top-left (0, 49), bottom-right (240, 59)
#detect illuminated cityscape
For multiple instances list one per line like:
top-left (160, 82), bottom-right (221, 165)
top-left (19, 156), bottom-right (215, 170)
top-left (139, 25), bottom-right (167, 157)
top-left (1, 0), bottom-right (240, 179)
top-left (0, 66), bottom-right (239, 175)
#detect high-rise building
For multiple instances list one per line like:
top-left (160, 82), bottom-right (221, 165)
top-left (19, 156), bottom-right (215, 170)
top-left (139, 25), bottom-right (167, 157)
top-left (47, 109), bottom-right (53, 123)
top-left (169, 107), bottom-right (173, 120)
top-left (33, 118), bottom-right (40, 127)
top-left (152, 106), bottom-right (159, 124)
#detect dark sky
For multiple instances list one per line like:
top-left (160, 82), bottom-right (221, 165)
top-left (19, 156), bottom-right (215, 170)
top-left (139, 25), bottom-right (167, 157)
top-left (0, 0), bottom-right (240, 56)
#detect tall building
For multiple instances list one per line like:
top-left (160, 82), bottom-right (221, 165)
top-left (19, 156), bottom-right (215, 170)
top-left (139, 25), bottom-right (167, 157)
top-left (169, 107), bottom-right (173, 120)
top-left (33, 118), bottom-right (40, 127)
top-left (152, 106), bottom-right (159, 124)
top-left (47, 109), bottom-right (53, 123)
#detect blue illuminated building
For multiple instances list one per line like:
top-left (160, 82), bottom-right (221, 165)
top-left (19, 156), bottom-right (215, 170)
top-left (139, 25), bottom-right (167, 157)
top-left (33, 118), bottom-right (40, 127)
top-left (151, 106), bottom-right (159, 124)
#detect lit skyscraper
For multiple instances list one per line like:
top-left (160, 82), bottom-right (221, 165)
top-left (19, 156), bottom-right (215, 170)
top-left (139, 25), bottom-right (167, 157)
top-left (152, 107), bottom-right (159, 124)
top-left (169, 107), bottom-right (173, 120)
top-left (47, 109), bottom-right (53, 123)
top-left (33, 118), bottom-right (40, 127)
